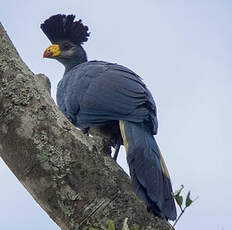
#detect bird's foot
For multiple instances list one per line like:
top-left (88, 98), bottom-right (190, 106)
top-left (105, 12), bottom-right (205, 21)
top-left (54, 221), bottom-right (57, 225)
top-left (113, 143), bottom-right (121, 162)
top-left (112, 135), bottom-right (123, 162)
top-left (81, 127), bottom-right (89, 136)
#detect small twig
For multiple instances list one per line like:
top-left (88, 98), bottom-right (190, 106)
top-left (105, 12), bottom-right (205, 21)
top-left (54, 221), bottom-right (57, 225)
top-left (170, 185), bottom-right (198, 229)
top-left (170, 207), bottom-right (186, 229)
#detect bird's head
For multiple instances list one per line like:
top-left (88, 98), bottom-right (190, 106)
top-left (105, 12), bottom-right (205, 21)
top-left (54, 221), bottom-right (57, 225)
top-left (43, 41), bottom-right (78, 59)
top-left (41, 14), bottom-right (89, 69)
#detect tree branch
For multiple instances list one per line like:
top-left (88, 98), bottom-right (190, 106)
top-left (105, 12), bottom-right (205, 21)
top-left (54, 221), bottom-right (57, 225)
top-left (0, 22), bottom-right (172, 230)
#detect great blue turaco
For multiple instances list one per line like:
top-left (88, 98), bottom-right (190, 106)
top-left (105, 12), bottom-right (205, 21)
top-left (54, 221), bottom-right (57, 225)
top-left (41, 14), bottom-right (177, 221)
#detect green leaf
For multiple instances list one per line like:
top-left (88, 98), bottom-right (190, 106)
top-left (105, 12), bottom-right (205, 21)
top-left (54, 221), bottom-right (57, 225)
top-left (185, 191), bottom-right (193, 207)
top-left (173, 185), bottom-right (184, 208)
top-left (108, 220), bottom-right (115, 230)
top-left (173, 185), bottom-right (184, 196)
top-left (130, 226), bottom-right (139, 230)
top-left (88, 227), bottom-right (96, 230)
top-left (175, 194), bottom-right (183, 207)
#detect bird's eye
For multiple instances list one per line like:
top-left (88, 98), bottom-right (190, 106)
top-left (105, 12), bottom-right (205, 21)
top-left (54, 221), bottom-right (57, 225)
top-left (62, 43), bottom-right (72, 50)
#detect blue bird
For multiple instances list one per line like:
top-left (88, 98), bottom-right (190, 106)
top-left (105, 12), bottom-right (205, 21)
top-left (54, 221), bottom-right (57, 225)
top-left (41, 14), bottom-right (177, 221)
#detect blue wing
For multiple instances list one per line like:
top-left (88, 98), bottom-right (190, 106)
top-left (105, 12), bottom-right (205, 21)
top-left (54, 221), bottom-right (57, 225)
top-left (57, 61), bottom-right (158, 134)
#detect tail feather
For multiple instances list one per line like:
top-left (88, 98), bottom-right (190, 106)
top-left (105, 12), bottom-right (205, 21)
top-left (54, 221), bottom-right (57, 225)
top-left (119, 120), bottom-right (177, 220)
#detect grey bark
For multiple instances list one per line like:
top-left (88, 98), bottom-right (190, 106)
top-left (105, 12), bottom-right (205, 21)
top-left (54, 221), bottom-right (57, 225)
top-left (0, 22), bottom-right (172, 230)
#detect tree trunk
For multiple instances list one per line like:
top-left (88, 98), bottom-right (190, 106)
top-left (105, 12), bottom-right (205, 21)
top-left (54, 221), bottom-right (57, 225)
top-left (0, 22), bottom-right (172, 230)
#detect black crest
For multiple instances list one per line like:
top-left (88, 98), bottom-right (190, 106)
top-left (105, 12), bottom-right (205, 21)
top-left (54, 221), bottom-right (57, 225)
top-left (41, 14), bottom-right (90, 45)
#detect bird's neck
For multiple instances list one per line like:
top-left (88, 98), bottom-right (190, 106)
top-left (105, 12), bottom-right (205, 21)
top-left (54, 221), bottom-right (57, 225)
top-left (60, 46), bottom-right (88, 74)
top-left (63, 56), bottom-right (87, 73)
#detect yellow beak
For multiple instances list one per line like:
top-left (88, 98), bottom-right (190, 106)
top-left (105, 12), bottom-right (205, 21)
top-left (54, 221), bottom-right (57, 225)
top-left (43, 44), bottom-right (61, 58)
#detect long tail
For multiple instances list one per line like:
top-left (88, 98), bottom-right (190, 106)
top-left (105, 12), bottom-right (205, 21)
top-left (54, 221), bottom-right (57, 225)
top-left (119, 120), bottom-right (177, 220)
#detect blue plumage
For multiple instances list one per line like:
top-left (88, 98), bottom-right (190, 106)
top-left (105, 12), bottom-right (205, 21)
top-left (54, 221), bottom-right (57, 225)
top-left (120, 121), bottom-right (177, 220)
top-left (42, 14), bottom-right (177, 221)
top-left (57, 61), bottom-right (158, 132)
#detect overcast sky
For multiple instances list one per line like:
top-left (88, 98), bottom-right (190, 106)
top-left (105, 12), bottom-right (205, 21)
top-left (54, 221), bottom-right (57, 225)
top-left (1, 1), bottom-right (232, 230)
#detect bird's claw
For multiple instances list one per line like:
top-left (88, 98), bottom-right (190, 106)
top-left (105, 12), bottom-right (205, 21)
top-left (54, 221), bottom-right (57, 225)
top-left (112, 143), bottom-right (121, 162)
top-left (81, 127), bottom-right (89, 136)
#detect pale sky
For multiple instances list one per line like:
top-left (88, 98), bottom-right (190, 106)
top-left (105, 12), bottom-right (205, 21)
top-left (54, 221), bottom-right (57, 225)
top-left (1, 1), bottom-right (232, 230)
